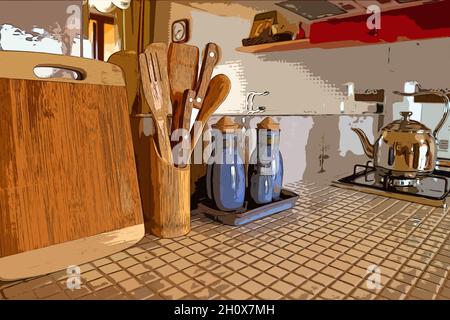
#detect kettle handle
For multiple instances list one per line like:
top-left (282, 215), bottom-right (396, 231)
top-left (393, 90), bottom-right (450, 138)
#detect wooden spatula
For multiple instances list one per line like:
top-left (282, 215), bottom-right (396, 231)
top-left (189, 74), bottom-right (231, 162)
top-left (168, 43), bottom-right (199, 135)
top-left (139, 43), bottom-right (173, 163)
top-left (194, 43), bottom-right (221, 110)
top-left (181, 89), bottom-right (196, 134)
top-left (172, 89), bottom-right (196, 167)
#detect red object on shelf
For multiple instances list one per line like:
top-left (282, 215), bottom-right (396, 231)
top-left (309, 0), bottom-right (450, 44)
top-left (295, 22), bottom-right (306, 40)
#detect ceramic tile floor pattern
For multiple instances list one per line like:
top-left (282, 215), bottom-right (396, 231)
top-left (1, 181), bottom-right (450, 300)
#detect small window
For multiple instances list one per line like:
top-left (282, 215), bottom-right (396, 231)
top-left (88, 13), bottom-right (117, 61)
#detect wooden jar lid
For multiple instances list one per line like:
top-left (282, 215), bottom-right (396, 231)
top-left (257, 117), bottom-right (280, 130)
top-left (212, 116), bottom-right (242, 132)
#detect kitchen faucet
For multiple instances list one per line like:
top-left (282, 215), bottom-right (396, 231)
top-left (246, 91), bottom-right (270, 113)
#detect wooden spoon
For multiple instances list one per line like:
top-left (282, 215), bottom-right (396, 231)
top-left (189, 74), bottom-right (231, 163)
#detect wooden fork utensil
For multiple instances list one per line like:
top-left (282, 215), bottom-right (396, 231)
top-left (139, 43), bottom-right (173, 163)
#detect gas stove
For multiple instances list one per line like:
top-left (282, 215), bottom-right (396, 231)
top-left (332, 161), bottom-right (450, 208)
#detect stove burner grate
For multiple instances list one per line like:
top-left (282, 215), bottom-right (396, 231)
top-left (352, 162), bottom-right (449, 192)
top-left (333, 161), bottom-right (450, 207)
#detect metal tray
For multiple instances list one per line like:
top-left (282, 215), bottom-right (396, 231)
top-left (198, 189), bottom-right (299, 226)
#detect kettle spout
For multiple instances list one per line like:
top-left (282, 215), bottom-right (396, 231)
top-left (351, 128), bottom-right (375, 158)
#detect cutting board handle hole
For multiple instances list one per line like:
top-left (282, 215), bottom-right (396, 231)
top-left (34, 66), bottom-right (85, 81)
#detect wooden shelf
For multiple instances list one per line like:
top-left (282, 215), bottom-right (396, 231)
top-left (235, 37), bottom-right (449, 54)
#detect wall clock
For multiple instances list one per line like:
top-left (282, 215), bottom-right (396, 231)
top-left (172, 19), bottom-right (190, 43)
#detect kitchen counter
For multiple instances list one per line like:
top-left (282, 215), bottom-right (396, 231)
top-left (1, 181), bottom-right (449, 300)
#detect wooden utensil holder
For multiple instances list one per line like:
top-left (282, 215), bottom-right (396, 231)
top-left (130, 115), bottom-right (190, 238)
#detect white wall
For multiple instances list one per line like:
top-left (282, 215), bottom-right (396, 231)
top-left (155, 1), bottom-right (450, 118)
top-left (157, 1), bottom-right (450, 185)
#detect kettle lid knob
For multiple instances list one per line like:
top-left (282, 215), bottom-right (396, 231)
top-left (400, 111), bottom-right (413, 120)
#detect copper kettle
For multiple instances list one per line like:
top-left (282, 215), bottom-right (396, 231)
top-left (352, 90), bottom-right (449, 179)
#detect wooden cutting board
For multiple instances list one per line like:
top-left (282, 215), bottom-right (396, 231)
top-left (107, 50), bottom-right (139, 113)
top-left (0, 51), bottom-right (144, 281)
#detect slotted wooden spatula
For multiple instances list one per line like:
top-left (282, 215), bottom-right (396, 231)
top-left (189, 74), bottom-right (231, 162)
top-left (139, 43), bottom-right (173, 163)
top-left (168, 43), bottom-right (199, 136)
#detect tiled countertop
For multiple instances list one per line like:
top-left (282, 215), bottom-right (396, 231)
top-left (1, 181), bottom-right (450, 300)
